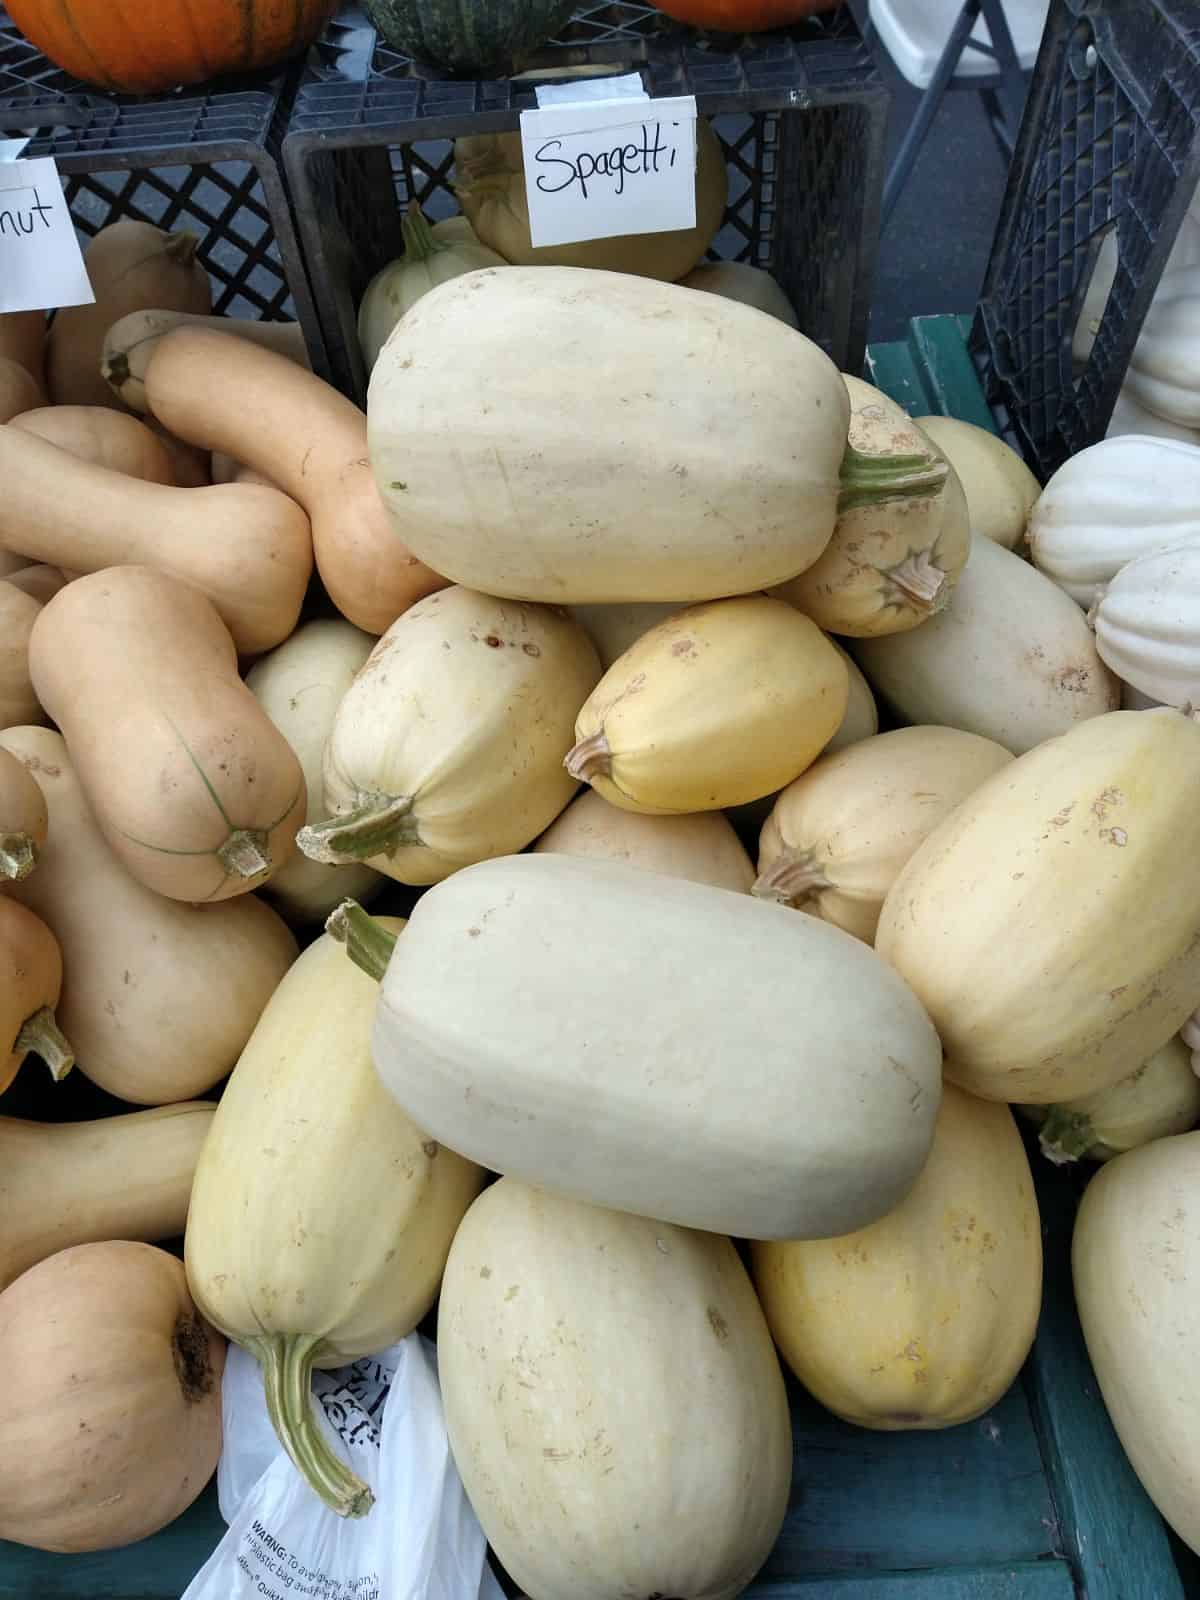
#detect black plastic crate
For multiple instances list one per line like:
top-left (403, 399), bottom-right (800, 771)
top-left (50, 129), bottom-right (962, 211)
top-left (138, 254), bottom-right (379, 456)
top-left (971, 0), bottom-right (1200, 481)
top-left (283, 2), bottom-right (889, 403)
top-left (0, 5), bottom-right (319, 331)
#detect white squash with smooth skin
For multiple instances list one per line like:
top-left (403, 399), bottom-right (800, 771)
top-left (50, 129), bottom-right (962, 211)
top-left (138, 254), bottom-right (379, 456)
top-left (754, 725), bottom-right (1013, 943)
top-left (1028, 435), bottom-right (1200, 606)
top-left (185, 925), bottom-right (485, 1518)
top-left (245, 620), bottom-right (383, 924)
top-left (851, 534), bottom-right (1119, 754)
top-left (299, 587), bottom-right (600, 885)
top-left (1022, 1036), bottom-right (1200, 1164)
top-left (357, 853), bottom-right (943, 1240)
top-left (913, 414), bottom-right (1041, 549)
top-left (875, 709), bottom-right (1200, 1103)
top-left (534, 788), bottom-right (755, 892)
top-left (1073, 1132), bottom-right (1200, 1554)
top-left (1092, 543), bottom-right (1200, 707)
top-left (438, 1180), bottom-right (792, 1600)
top-left (368, 268), bottom-right (884, 605)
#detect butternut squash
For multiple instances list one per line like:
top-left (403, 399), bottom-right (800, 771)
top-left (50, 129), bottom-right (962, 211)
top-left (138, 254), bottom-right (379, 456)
top-left (11, 404), bottom-right (177, 483)
top-left (0, 310), bottom-right (46, 394)
top-left (0, 578), bottom-right (45, 729)
top-left (0, 424), bottom-right (312, 655)
top-left (335, 851), bottom-right (943, 1239)
top-left (0, 745), bottom-right (47, 883)
top-left (0, 726), bottom-right (297, 1103)
top-left (369, 268), bottom-right (926, 605)
top-left (0, 357), bottom-right (43, 424)
top-left (145, 416), bottom-right (212, 487)
top-left (0, 1102), bottom-right (215, 1291)
top-left (774, 378), bottom-right (970, 636)
top-left (454, 117), bottom-right (728, 282)
top-left (534, 787), bottom-right (755, 891)
top-left (438, 1179), bottom-right (792, 1600)
top-left (913, 414), bottom-right (1041, 549)
top-left (875, 708), bottom-right (1200, 1103)
top-left (851, 534), bottom-right (1119, 754)
top-left (1021, 1036), bottom-right (1200, 1163)
top-left (31, 568), bottom-right (306, 902)
top-left (0, 895), bottom-right (72, 1093)
top-left (245, 619), bottom-right (384, 924)
top-left (751, 1086), bottom-right (1041, 1430)
top-left (186, 925), bottom-right (485, 1516)
top-left (1072, 1132), bottom-right (1200, 1555)
top-left (0, 1242), bottom-right (224, 1553)
top-left (679, 260), bottom-right (799, 326)
top-left (3, 563), bottom-right (67, 605)
top-left (102, 309), bottom-right (311, 413)
top-left (566, 596), bottom-right (848, 814)
top-left (302, 586), bottom-right (600, 885)
top-left (754, 726), bottom-right (1013, 942)
top-left (46, 220), bottom-right (211, 409)
top-left (141, 325), bottom-right (447, 635)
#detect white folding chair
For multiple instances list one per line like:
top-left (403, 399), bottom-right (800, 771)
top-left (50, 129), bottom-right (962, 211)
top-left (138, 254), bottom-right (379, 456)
top-left (863, 0), bottom-right (1050, 225)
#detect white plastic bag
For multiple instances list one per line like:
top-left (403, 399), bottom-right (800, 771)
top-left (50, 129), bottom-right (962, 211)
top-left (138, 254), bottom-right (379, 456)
top-left (182, 1333), bottom-right (503, 1600)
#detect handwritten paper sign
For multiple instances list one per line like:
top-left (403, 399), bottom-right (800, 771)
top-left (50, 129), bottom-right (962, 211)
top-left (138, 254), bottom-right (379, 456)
top-left (520, 74), bottom-right (699, 249)
top-left (0, 153), bottom-right (94, 314)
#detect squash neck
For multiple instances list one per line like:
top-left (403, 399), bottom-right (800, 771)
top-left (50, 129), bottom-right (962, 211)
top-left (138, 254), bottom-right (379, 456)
top-left (326, 899), bottom-right (397, 984)
top-left (246, 1333), bottom-right (374, 1519)
top-left (839, 443), bottom-right (948, 511)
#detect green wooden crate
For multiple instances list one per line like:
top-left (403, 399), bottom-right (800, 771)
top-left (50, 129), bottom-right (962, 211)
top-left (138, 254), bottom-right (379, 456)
top-left (0, 316), bottom-right (1192, 1600)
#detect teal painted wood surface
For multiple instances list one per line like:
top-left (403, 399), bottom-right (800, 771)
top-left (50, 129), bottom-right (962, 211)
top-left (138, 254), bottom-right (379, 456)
top-left (0, 317), bottom-right (1189, 1600)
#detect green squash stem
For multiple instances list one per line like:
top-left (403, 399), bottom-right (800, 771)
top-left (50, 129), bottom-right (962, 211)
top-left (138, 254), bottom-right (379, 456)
top-left (0, 831), bottom-right (38, 883)
top-left (839, 443), bottom-right (949, 511)
top-left (402, 204), bottom-right (446, 263)
top-left (15, 1006), bottom-right (74, 1082)
top-left (246, 1333), bottom-right (374, 1519)
top-left (326, 900), bottom-right (397, 983)
top-left (298, 796), bottom-right (420, 865)
top-left (1037, 1108), bottom-right (1095, 1165)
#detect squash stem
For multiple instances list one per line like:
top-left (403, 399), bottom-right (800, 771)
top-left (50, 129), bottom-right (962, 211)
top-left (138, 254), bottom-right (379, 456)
top-left (298, 796), bottom-right (418, 865)
top-left (218, 828), bottom-right (272, 881)
top-left (15, 1006), bottom-right (74, 1082)
top-left (752, 849), bottom-right (832, 908)
top-left (0, 831), bottom-right (38, 882)
top-left (326, 899), bottom-right (397, 983)
top-left (839, 444), bottom-right (948, 511)
top-left (564, 731), bottom-right (612, 784)
top-left (247, 1333), bottom-right (375, 1519)
top-left (885, 549), bottom-right (948, 611)
top-left (402, 204), bottom-right (445, 263)
top-left (1037, 1108), bottom-right (1094, 1165)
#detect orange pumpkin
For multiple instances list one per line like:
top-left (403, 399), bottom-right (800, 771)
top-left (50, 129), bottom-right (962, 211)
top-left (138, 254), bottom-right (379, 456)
top-left (656, 0), bottom-right (840, 27)
top-left (6, 0), bottom-right (338, 94)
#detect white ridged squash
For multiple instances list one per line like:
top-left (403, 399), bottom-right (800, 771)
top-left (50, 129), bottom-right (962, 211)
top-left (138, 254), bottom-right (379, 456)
top-left (1092, 543), bottom-right (1200, 707)
top-left (1028, 434), bottom-right (1200, 606)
